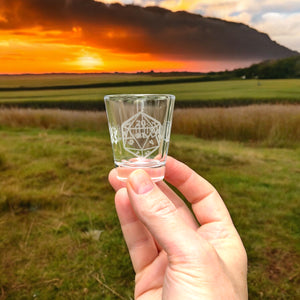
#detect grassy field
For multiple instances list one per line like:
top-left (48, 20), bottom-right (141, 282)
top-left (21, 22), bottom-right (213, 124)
top-left (0, 73), bottom-right (202, 88)
top-left (0, 73), bottom-right (299, 298)
top-left (0, 105), bottom-right (299, 147)
top-left (0, 75), bottom-right (300, 108)
top-left (0, 106), bottom-right (299, 299)
top-left (173, 105), bottom-right (300, 147)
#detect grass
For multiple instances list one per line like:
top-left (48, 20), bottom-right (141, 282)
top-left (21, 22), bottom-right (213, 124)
top-left (173, 105), bottom-right (300, 147)
top-left (0, 109), bottom-right (299, 298)
top-left (0, 109), bottom-right (108, 131)
top-left (171, 135), bottom-right (300, 299)
top-left (0, 78), bottom-right (300, 108)
top-left (0, 105), bottom-right (299, 147)
top-left (0, 128), bottom-right (134, 299)
top-left (0, 73), bottom-right (202, 89)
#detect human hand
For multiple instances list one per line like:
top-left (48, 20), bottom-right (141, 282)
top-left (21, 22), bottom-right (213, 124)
top-left (109, 157), bottom-right (248, 299)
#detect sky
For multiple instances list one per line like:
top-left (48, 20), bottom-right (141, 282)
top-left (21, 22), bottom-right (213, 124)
top-left (0, 0), bottom-right (299, 74)
top-left (108, 0), bottom-right (300, 52)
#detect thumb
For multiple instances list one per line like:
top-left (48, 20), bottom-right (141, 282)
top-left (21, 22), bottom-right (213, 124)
top-left (126, 170), bottom-right (208, 260)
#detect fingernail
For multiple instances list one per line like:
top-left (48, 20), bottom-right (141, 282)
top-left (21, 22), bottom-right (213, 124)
top-left (129, 169), bottom-right (154, 194)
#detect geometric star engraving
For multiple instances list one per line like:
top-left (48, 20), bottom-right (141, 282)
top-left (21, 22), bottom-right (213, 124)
top-left (121, 112), bottom-right (162, 158)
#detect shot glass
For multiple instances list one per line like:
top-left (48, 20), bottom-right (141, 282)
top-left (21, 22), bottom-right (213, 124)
top-left (105, 94), bottom-right (175, 182)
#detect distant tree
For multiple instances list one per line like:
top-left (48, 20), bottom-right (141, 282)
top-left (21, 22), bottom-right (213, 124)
top-left (231, 55), bottom-right (300, 79)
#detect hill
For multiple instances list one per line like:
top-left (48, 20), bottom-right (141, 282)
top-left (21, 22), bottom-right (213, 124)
top-left (232, 55), bottom-right (300, 79)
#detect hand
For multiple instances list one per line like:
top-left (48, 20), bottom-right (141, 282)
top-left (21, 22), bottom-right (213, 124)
top-left (109, 157), bottom-right (248, 299)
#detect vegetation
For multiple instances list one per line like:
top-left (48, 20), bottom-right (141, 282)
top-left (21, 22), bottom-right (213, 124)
top-left (0, 105), bottom-right (299, 147)
top-left (0, 73), bottom-right (205, 91)
top-left (173, 105), bottom-right (300, 147)
top-left (0, 107), bottom-right (299, 299)
top-left (0, 66), bottom-right (299, 298)
top-left (0, 109), bottom-right (107, 131)
top-left (1, 55), bottom-right (299, 92)
top-left (1, 78), bottom-right (300, 110)
top-left (232, 55), bottom-right (300, 79)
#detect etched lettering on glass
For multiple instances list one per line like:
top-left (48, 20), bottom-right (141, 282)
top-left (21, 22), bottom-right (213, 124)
top-left (109, 126), bottom-right (120, 144)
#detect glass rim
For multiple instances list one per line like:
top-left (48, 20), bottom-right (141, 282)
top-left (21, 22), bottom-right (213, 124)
top-left (104, 94), bottom-right (175, 102)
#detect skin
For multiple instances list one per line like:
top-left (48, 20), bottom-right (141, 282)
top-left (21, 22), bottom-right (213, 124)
top-left (109, 156), bottom-right (248, 300)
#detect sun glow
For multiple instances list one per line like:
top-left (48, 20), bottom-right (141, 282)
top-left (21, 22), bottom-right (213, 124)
top-left (0, 29), bottom-right (240, 74)
top-left (0, 0), bottom-right (247, 74)
top-left (77, 55), bottom-right (104, 70)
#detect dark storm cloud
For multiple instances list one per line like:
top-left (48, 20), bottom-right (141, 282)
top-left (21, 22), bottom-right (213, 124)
top-left (0, 0), bottom-right (296, 60)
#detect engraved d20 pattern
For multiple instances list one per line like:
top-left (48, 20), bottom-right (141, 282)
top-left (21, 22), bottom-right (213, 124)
top-left (122, 112), bottom-right (162, 158)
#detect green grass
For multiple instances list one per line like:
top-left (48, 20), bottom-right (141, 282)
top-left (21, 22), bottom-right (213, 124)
top-left (0, 73), bottom-right (200, 89)
top-left (0, 126), bottom-right (299, 299)
top-left (171, 135), bottom-right (300, 299)
top-left (1, 77), bottom-right (300, 108)
top-left (0, 128), bottom-right (134, 299)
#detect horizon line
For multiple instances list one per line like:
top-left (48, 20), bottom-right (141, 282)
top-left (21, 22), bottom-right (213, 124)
top-left (0, 71), bottom-right (207, 76)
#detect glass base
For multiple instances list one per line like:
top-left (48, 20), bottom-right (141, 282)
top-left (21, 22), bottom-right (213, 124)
top-left (116, 159), bottom-right (165, 182)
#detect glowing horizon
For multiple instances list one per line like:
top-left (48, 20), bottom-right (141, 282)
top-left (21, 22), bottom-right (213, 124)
top-left (0, 0), bottom-right (289, 74)
top-left (0, 27), bottom-right (253, 75)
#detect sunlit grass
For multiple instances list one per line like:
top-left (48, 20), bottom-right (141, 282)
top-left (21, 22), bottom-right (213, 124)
top-left (0, 108), bottom-right (107, 131)
top-left (0, 128), bottom-right (134, 299)
top-left (1, 105), bottom-right (299, 147)
top-left (1, 79), bottom-right (300, 105)
top-left (0, 109), bottom-right (107, 130)
top-left (0, 127), bottom-right (299, 299)
top-left (0, 73), bottom-right (197, 88)
top-left (173, 105), bottom-right (300, 147)
top-left (1, 73), bottom-right (299, 298)
top-left (170, 135), bottom-right (300, 299)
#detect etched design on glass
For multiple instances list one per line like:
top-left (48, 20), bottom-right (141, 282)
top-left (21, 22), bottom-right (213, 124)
top-left (122, 112), bottom-right (162, 158)
top-left (109, 126), bottom-right (121, 144)
top-left (164, 121), bottom-right (172, 142)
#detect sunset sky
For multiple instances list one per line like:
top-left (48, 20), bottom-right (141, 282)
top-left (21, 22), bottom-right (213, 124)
top-left (0, 0), bottom-right (299, 74)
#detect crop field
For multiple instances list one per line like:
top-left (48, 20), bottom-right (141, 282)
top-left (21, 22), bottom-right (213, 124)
top-left (0, 73), bottom-right (201, 89)
top-left (0, 105), bottom-right (299, 299)
top-left (0, 74), bottom-right (300, 109)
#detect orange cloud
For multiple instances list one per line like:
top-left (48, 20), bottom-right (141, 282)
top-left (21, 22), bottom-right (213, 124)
top-left (0, 0), bottom-right (296, 73)
top-left (0, 29), bottom-right (188, 73)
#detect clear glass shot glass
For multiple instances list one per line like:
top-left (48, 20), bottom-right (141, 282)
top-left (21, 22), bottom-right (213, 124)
top-left (105, 94), bottom-right (175, 182)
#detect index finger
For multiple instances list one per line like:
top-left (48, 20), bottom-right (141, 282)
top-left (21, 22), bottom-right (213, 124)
top-left (108, 168), bottom-right (126, 191)
top-left (165, 156), bottom-right (233, 226)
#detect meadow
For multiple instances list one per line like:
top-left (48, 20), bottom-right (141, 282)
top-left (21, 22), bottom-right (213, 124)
top-left (0, 105), bottom-right (299, 299)
top-left (1, 75), bottom-right (300, 110)
top-left (0, 105), bottom-right (299, 147)
top-left (0, 73), bottom-right (299, 299)
top-left (0, 73), bottom-right (201, 89)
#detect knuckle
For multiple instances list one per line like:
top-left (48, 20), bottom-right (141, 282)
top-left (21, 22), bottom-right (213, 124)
top-left (145, 194), bottom-right (177, 217)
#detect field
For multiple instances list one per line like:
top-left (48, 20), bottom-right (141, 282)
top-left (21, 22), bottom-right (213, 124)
top-left (0, 105), bottom-right (299, 147)
top-left (1, 74), bottom-right (300, 109)
top-left (0, 74), bottom-right (299, 299)
top-left (0, 105), bottom-right (299, 299)
top-left (0, 73), bottom-right (201, 88)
